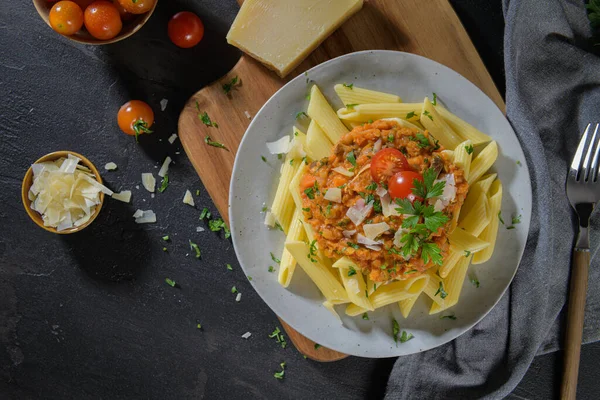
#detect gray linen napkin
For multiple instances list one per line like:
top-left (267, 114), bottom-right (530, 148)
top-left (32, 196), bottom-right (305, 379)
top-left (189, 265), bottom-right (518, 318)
top-left (385, 1), bottom-right (600, 398)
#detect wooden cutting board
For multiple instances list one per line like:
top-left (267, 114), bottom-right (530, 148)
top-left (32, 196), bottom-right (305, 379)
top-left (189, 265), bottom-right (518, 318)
top-left (178, 0), bottom-right (504, 362)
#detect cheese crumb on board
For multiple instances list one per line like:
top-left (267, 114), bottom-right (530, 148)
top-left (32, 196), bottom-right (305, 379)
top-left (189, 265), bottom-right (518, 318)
top-left (183, 190), bottom-right (195, 206)
top-left (226, 0), bottom-right (364, 77)
top-left (104, 162), bottom-right (117, 171)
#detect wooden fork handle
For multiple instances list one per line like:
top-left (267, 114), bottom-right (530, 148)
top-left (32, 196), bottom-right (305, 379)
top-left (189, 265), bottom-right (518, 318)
top-left (561, 250), bottom-right (590, 400)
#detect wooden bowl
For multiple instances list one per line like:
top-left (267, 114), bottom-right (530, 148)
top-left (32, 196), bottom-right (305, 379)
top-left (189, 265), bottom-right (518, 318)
top-left (22, 151), bottom-right (105, 234)
top-left (32, 0), bottom-right (157, 45)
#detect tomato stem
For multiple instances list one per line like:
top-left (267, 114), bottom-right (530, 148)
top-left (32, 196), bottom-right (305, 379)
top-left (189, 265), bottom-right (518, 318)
top-left (132, 119), bottom-right (153, 142)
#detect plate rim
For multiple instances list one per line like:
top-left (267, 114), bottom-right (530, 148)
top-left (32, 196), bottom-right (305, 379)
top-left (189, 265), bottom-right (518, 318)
top-left (229, 49), bottom-right (532, 358)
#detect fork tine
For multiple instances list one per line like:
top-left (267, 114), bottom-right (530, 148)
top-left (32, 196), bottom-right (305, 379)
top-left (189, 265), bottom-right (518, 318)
top-left (590, 124), bottom-right (600, 182)
top-left (582, 124), bottom-right (599, 181)
top-left (571, 123), bottom-right (592, 179)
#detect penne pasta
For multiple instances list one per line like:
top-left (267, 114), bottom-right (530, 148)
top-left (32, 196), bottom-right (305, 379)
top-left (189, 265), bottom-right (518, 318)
top-left (333, 257), bottom-right (374, 311)
top-left (435, 106), bottom-right (492, 146)
top-left (337, 103), bottom-right (422, 122)
top-left (457, 191), bottom-right (490, 236)
top-left (305, 120), bottom-right (332, 160)
top-left (420, 97), bottom-right (463, 150)
top-left (468, 141), bottom-right (498, 185)
top-left (398, 295), bottom-right (421, 319)
top-left (289, 126), bottom-right (307, 159)
top-left (423, 270), bottom-right (445, 307)
top-left (430, 255), bottom-right (471, 314)
top-left (270, 151), bottom-right (299, 233)
top-left (307, 85), bottom-right (348, 143)
top-left (460, 173), bottom-right (497, 218)
top-left (345, 274), bottom-right (428, 316)
top-left (449, 228), bottom-right (490, 253)
top-left (278, 207), bottom-right (305, 287)
top-left (289, 162), bottom-right (308, 209)
top-left (473, 179), bottom-right (503, 264)
top-left (334, 84), bottom-right (402, 105)
top-left (322, 300), bottom-right (342, 322)
top-left (285, 241), bottom-right (349, 303)
top-left (453, 140), bottom-right (473, 181)
top-left (438, 246), bottom-right (463, 278)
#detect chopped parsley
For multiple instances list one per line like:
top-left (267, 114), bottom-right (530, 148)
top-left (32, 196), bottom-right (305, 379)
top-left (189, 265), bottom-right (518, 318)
top-left (373, 200), bottom-right (382, 213)
top-left (440, 313), bottom-right (457, 320)
top-left (470, 273), bottom-right (480, 288)
top-left (400, 331), bottom-right (414, 343)
top-left (346, 242), bottom-right (360, 250)
top-left (366, 182), bottom-right (378, 191)
top-left (162, 235), bottom-right (170, 241)
top-left (158, 174), bottom-right (169, 193)
top-left (269, 327), bottom-right (287, 349)
top-left (208, 218), bottom-right (231, 238)
top-left (434, 282), bottom-right (448, 299)
top-left (199, 207), bottom-right (211, 220)
top-left (268, 266), bottom-right (275, 272)
top-left (512, 214), bottom-right (522, 225)
top-left (226, 264), bottom-right (233, 271)
top-left (368, 119), bottom-right (374, 124)
top-left (347, 266), bottom-right (357, 276)
top-left (196, 189), bottom-right (200, 196)
top-left (261, 155), bottom-right (267, 162)
top-left (196, 322), bottom-right (202, 329)
top-left (516, 160), bottom-right (522, 166)
top-left (270, 252), bottom-right (281, 264)
top-left (296, 111), bottom-right (308, 119)
top-left (464, 250), bottom-right (472, 257)
top-left (406, 111), bottom-right (416, 119)
top-left (465, 144), bottom-right (474, 155)
top-left (498, 211), bottom-right (505, 225)
top-left (273, 362), bottom-right (286, 380)
top-left (197, 106), bottom-right (218, 127)
top-left (302, 207), bottom-right (310, 212)
top-left (422, 110), bottom-right (433, 121)
top-left (162, 247), bottom-right (167, 252)
top-left (222, 75), bottom-right (240, 94)
top-left (388, 133), bottom-right (395, 143)
top-left (392, 318), bottom-right (400, 344)
top-left (314, 343), bottom-right (321, 350)
top-left (362, 313), bottom-right (369, 320)
top-left (262, 205), bottom-right (268, 213)
top-left (342, 83), bottom-right (354, 89)
top-left (412, 133), bottom-right (431, 149)
top-left (165, 278), bottom-right (177, 287)
top-left (346, 103), bottom-right (359, 109)
top-left (189, 240), bottom-right (201, 258)
top-left (274, 222), bottom-right (284, 232)
top-left (346, 150), bottom-right (357, 167)
top-left (432, 92), bottom-right (438, 106)
top-left (304, 187), bottom-right (315, 199)
top-left (308, 240), bottom-right (318, 263)
top-left (204, 136), bottom-right (228, 150)
top-left (231, 286), bottom-right (238, 294)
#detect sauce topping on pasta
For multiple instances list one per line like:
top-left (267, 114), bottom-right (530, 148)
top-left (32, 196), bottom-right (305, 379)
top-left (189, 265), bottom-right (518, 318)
top-left (300, 119), bottom-right (468, 283)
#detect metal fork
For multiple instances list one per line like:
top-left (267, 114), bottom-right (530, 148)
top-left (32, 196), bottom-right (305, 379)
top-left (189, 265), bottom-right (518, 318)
top-left (562, 123), bottom-right (600, 400)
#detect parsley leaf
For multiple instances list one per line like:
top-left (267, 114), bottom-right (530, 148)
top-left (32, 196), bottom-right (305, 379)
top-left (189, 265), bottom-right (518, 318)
top-left (346, 150), bottom-right (357, 167)
top-left (413, 133), bottom-right (431, 148)
top-left (274, 222), bottom-right (284, 232)
top-left (199, 207), bottom-right (211, 220)
top-left (440, 313), bottom-right (457, 320)
top-left (231, 286), bottom-right (238, 294)
top-left (421, 242), bottom-right (443, 265)
top-left (498, 211), bottom-right (505, 225)
top-left (400, 331), bottom-right (414, 343)
top-left (464, 250), bottom-right (471, 257)
top-left (308, 240), bottom-right (318, 262)
top-left (406, 111), bottom-right (416, 119)
top-left (296, 111), bottom-right (308, 119)
top-left (222, 76), bottom-right (240, 94)
top-left (346, 242), bottom-right (360, 250)
top-left (512, 214), bottom-right (522, 225)
top-left (423, 207), bottom-right (449, 232)
top-left (304, 187), bottom-right (315, 199)
top-left (465, 144), bottom-right (474, 155)
top-left (261, 155), bottom-right (267, 162)
top-left (362, 313), bottom-right (369, 320)
top-left (204, 136), bottom-right (228, 150)
top-left (269, 327), bottom-right (287, 349)
top-left (470, 273), bottom-right (480, 288)
top-left (434, 282), bottom-right (448, 299)
top-left (270, 252), bottom-right (281, 264)
top-left (226, 264), bottom-right (233, 271)
top-left (158, 174), bottom-right (169, 193)
top-left (343, 83), bottom-right (354, 89)
top-left (268, 266), bottom-right (275, 273)
top-left (412, 168), bottom-right (445, 199)
top-left (198, 110), bottom-right (218, 128)
top-left (366, 182), bottom-right (378, 191)
top-left (348, 266), bottom-right (357, 276)
top-left (432, 92), bottom-right (438, 106)
top-left (165, 278), bottom-right (177, 287)
top-left (274, 362), bottom-right (286, 380)
top-left (392, 319), bottom-right (400, 344)
top-left (422, 110), bottom-right (433, 121)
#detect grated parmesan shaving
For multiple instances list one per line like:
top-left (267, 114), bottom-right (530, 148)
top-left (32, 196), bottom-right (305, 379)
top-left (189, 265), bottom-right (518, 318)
top-left (112, 190), bottom-right (132, 203)
top-left (141, 173), bottom-right (155, 193)
top-left (158, 156), bottom-right (172, 178)
top-left (241, 332), bottom-right (251, 339)
top-left (183, 190), bottom-right (195, 206)
top-left (160, 98), bottom-right (168, 111)
top-left (168, 134), bottom-right (178, 144)
top-left (104, 162), bottom-right (117, 171)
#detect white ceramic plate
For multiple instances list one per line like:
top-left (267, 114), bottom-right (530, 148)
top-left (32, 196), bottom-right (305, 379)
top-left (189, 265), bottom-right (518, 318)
top-left (230, 51), bottom-right (531, 358)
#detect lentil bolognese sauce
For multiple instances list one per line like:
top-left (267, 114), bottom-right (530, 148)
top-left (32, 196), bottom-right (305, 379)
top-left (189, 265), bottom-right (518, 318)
top-left (299, 119), bottom-right (468, 283)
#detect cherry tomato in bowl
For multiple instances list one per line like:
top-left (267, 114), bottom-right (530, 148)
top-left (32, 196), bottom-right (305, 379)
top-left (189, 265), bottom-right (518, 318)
top-left (388, 171), bottom-right (423, 201)
top-left (84, 1), bottom-right (122, 40)
top-left (168, 11), bottom-right (205, 49)
top-left (117, 0), bottom-right (155, 14)
top-left (370, 148), bottom-right (411, 183)
top-left (112, 0), bottom-right (134, 20)
top-left (49, 1), bottom-right (84, 36)
top-left (117, 100), bottom-right (154, 141)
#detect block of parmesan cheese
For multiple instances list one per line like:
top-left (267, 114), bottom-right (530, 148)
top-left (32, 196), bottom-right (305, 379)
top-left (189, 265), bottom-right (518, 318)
top-left (226, 0), bottom-right (364, 77)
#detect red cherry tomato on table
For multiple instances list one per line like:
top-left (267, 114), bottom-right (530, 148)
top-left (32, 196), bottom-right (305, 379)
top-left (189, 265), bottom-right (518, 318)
top-left (117, 0), bottom-right (155, 14)
top-left (117, 100), bottom-right (154, 141)
top-left (370, 148), bottom-right (412, 183)
top-left (168, 12), bottom-right (205, 48)
top-left (388, 171), bottom-right (423, 201)
top-left (49, 1), bottom-right (84, 36)
top-left (84, 1), bottom-right (122, 40)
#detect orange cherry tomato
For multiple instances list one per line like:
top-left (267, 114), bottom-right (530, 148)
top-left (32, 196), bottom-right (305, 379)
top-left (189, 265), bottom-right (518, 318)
top-left (49, 1), bottom-right (84, 36)
top-left (168, 12), bottom-right (205, 49)
top-left (370, 148), bottom-right (412, 183)
top-left (84, 1), bottom-right (122, 40)
top-left (388, 171), bottom-right (423, 201)
top-left (112, 0), bottom-right (134, 20)
top-left (117, 0), bottom-right (155, 14)
top-left (117, 100), bottom-right (154, 141)
top-left (73, 0), bottom-right (95, 9)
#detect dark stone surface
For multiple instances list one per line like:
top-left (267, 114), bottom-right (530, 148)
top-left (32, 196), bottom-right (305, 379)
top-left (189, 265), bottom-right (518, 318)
top-left (0, 0), bottom-right (597, 399)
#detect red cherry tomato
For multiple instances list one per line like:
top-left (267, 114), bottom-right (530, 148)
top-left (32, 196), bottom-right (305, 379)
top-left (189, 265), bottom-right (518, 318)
top-left (84, 1), bottom-right (122, 40)
top-left (117, 100), bottom-right (154, 141)
top-left (388, 171), bottom-right (423, 201)
top-left (168, 11), bottom-right (205, 48)
top-left (49, 1), bottom-right (84, 36)
top-left (370, 148), bottom-right (412, 183)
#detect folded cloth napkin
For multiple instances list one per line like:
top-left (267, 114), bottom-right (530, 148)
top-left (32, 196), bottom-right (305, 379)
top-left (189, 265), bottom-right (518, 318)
top-left (385, 1), bottom-right (600, 398)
